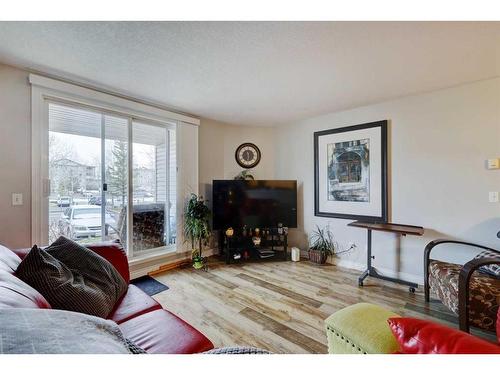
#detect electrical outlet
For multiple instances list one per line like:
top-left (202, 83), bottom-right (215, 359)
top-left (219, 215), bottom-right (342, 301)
top-left (12, 193), bottom-right (23, 206)
top-left (489, 191), bottom-right (499, 203)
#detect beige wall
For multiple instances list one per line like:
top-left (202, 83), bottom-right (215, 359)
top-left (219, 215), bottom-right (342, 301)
top-left (198, 117), bottom-right (275, 205)
top-left (0, 64), bottom-right (31, 248)
top-left (274, 78), bottom-right (500, 282)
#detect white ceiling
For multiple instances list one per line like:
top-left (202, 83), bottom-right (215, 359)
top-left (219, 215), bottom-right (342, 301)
top-left (0, 22), bottom-right (498, 126)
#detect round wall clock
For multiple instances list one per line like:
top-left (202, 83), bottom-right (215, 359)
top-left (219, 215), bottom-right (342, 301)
top-left (235, 143), bottom-right (261, 169)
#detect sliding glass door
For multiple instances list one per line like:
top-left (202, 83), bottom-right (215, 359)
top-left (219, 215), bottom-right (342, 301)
top-left (103, 115), bottom-right (129, 246)
top-left (47, 101), bottom-right (176, 258)
top-left (48, 103), bottom-right (104, 244)
top-left (131, 121), bottom-right (172, 255)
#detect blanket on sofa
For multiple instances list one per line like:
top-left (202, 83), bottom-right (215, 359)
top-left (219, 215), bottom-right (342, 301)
top-left (0, 308), bottom-right (145, 354)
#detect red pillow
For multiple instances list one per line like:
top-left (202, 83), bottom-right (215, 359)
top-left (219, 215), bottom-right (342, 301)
top-left (387, 317), bottom-right (500, 354)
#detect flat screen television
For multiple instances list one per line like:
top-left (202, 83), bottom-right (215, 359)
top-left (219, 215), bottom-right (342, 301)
top-left (212, 180), bottom-right (297, 230)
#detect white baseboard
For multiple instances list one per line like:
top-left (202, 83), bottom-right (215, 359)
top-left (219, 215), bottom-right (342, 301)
top-left (131, 247), bottom-right (423, 286)
top-left (130, 248), bottom-right (217, 279)
top-left (299, 247), bottom-right (423, 285)
top-left (331, 257), bottom-right (423, 285)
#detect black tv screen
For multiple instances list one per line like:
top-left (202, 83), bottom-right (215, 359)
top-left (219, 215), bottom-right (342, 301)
top-left (212, 180), bottom-right (297, 230)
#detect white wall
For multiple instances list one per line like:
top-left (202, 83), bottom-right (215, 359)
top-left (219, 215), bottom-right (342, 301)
top-left (199, 117), bottom-right (275, 204)
top-left (0, 64), bottom-right (31, 248)
top-left (274, 78), bottom-right (500, 283)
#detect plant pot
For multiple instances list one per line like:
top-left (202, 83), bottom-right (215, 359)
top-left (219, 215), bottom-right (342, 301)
top-left (308, 249), bottom-right (328, 264)
top-left (193, 259), bottom-right (204, 269)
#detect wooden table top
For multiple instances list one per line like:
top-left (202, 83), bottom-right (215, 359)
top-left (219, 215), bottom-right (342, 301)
top-left (347, 221), bottom-right (424, 236)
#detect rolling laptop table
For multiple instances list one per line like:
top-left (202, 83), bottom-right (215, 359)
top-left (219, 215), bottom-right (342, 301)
top-left (347, 221), bottom-right (424, 293)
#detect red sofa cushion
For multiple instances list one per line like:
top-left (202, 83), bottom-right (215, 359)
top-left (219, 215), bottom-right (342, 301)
top-left (119, 309), bottom-right (214, 354)
top-left (109, 284), bottom-right (162, 324)
top-left (388, 317), bottom-right (500, 354)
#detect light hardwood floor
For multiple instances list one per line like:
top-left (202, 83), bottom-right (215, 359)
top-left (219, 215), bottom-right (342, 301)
top-left (152, 258), bottom-right (494, 353)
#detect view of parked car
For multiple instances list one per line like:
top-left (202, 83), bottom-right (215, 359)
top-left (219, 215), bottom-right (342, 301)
top-left (88, 196), bottom-right (102, 205)
top-left (57, 205), bottom-right (116, 239)
top-left (57, 196), bottom-right (71, 207)
top-left (72, 198), bottom-right (88, 206)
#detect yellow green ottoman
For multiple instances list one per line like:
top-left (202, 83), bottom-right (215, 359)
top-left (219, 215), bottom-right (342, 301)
top-left (324, 303), bottom-right (400, 354)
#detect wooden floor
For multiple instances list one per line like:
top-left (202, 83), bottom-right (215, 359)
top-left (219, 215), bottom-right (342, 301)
top-left (153, 258), bottom-right (494, 353)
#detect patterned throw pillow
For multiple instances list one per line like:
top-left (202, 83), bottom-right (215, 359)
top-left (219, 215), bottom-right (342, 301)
top-left (16, 239), bottom-right (127, 318)
top-left (475, 250), bottom-right (500, 278)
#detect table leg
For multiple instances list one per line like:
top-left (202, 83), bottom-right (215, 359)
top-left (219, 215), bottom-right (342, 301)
top-left (357, 228), bottom-right (418, 292)
top-left (358, 269), bottom-right (369, 286)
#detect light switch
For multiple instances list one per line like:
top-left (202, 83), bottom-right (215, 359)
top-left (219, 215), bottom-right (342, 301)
top-left (489, 191), bottom-right (499, 203)
top-left (12, 193), bottom-right (23, 206)
top-left (487, 158), bottom-right (499, 169)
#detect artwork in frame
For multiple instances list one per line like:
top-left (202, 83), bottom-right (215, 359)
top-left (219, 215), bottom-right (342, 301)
top-left (314, 120), bottom-right (388, 222)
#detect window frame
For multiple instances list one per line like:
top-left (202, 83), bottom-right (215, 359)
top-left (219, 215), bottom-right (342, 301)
top-left (31, 74), bottom-right (198, 262)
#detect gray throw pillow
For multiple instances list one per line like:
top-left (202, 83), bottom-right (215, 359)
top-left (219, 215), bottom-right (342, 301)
top-left (16, 239), bottom-right (127, 318)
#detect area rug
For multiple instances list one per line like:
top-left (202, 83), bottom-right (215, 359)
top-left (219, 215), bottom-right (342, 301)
top-left (131, 276), bottom-right (169, 296)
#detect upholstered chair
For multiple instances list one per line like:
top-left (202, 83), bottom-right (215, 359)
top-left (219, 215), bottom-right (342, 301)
top-left (424, 239), bottom-right (500, 333)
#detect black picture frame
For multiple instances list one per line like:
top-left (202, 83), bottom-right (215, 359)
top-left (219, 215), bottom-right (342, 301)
top-left (314, 120), bottom-right (388, 223)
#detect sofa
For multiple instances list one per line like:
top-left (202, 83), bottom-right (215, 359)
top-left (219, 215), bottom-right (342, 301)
top-left (325, 303), bottom-right (500, 354)
top-left (0, 241), bottom-right (214, 354)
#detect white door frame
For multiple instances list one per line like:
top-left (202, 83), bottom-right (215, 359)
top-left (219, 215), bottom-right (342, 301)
top-left (30, 74), bottom-right (196, 252)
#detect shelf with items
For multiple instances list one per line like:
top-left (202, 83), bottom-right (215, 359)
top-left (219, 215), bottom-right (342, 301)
top-left (218, 226), bottom-right (289, 264)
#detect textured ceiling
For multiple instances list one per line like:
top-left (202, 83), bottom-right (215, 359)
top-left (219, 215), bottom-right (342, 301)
top-left (0, 22), bottom-right (498, 126)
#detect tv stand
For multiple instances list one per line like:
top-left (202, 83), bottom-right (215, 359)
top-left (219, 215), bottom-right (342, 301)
top-left (218, 228), bottom-right (288, 264)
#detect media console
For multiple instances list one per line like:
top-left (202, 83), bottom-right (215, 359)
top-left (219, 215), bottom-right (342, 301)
top-left (218, 228), bottom-right (288, 264)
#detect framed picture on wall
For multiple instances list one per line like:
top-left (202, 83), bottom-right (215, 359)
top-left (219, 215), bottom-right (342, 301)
top-left (314, 120), bottom-right (388, 222)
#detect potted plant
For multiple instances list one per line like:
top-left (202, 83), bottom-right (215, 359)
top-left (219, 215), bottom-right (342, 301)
top-left (184, 194), bottom-right (211, 269)
top-left (308, 224), bottom-right (337, 264)
top-left (234, 170), bottom-right (254, 180)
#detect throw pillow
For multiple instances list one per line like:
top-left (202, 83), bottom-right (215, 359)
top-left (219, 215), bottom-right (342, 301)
top-left (474, 250), bottom-right (500, 278)
top-left (45, 236), bottom-right (128, 313)
top-left (16, 242), bottom-right (126, 318)
top-left (45, 236), bottom-right (127, 296)
top-left (387, 317), bottom-right (500, 354)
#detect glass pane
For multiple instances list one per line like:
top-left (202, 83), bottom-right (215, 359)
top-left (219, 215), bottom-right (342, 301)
top-left (48, 103), bottom-right (102, 244)
top-left (132, 121), bottom-right (169, 253)
top-left (103, 115), bottom-right (129, 249)
top-left (168, 129), bottom-right (176, 245)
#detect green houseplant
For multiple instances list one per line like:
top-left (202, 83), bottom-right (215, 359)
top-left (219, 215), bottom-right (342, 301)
top-left (184, 194), bottom-right (211, 269)
top-left (308, 224), bottom-right (338, 264)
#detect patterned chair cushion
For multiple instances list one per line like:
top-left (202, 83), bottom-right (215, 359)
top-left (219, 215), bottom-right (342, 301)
top-left (429, 260), bottom-right (500, 332)
top-left (474, 250), bottom-right (500, 278)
